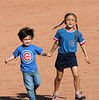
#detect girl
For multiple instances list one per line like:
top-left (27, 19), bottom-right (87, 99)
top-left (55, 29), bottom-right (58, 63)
top-left (48, 13), bottom-right (90, 100)
top-left (5, 27), bottom-right (49, 100)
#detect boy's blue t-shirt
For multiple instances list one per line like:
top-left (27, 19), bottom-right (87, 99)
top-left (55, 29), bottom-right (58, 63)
top-left (13, 44), bottom-right (43, 72)
top-left (54, 28), bottom-right (85, 54)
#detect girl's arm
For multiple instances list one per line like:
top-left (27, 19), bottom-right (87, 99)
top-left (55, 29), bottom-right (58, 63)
top-left (41, 51), bottom-right (48, 56)
top-left (5, 55), bottom-right (15, 63)
top-left (49, 41), bottom-right (59, 56)
top-left (80, 44), bottom-right (90, 64)
top-left (41, 41), bottom-right (59, 57)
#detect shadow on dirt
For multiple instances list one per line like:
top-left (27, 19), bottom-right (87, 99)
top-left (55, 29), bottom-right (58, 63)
top-left (0, 93), bottom-right (65, 100)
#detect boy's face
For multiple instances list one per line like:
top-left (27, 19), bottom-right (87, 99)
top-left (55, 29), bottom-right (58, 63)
top-left (22, 35), bottom-right (32, 46)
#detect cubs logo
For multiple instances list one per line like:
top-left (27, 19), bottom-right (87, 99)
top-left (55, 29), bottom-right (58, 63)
top-left (21, 50), bottom-right (33, 64)
top-left (23, 53), bottom-right (31, 61)
top-left (69, 40), bottom-right (75, 46)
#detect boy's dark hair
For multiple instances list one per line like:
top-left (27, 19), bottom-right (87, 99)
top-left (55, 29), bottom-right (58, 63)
top-left (18, 27), bottom-right (34, 41)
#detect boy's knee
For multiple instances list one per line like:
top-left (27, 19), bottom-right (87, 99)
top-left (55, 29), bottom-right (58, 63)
top-left (36, 81), bottom-right (41, 86)
top-left (34, 80), bottom-right (42, 88)
top-left (26, 85), bottom-right (34, 91)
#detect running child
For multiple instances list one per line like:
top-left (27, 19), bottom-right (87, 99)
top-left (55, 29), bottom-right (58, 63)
top-left (48, 13), bottom-right (90, 100)
top-left (5, 27), bottom-right (49, 100)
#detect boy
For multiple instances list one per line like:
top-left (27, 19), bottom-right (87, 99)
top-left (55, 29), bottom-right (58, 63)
top-left (5, 27), bottom-right (48, 100)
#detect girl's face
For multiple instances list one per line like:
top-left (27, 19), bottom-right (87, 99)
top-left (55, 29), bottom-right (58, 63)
top-left (65, 15), bottom-right (77, 29)
top-left (22, 35), bottom-right (32, 46)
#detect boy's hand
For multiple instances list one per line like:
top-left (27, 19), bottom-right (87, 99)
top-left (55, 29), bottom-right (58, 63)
top-left (41, 51), bottom-right (52, 57)
top-left (5, 55), bottom-right (15, 64)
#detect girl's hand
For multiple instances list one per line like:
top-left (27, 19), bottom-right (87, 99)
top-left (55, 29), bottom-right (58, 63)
top-left (5, 59), bottom-right (9, 64)
top-left (41, 51), bottom-right (52, 57)
top-left (85, 57), bottom-right (91, 64)
top-left (47, 53), bottom-right (52, 57)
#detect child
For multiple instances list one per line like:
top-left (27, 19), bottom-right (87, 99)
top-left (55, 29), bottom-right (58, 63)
top-left (48, 13), bottom-right (90, 100)
top-left (5, 27), bottom-right (48, 100)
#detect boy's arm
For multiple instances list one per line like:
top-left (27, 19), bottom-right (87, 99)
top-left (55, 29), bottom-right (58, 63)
top-left (5, 55), bottom-right (15, 63)
top-left (80, 44), bottom-right (90, 64)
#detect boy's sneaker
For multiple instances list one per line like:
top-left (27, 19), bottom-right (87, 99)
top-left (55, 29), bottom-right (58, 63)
top-left (52, 93), bottom-right (59, 100)
top-left (75, 91), bottom-right (86, 100)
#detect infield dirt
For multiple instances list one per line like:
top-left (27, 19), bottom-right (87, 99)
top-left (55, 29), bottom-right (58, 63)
top-left (0, 0), bottom-right (99, 100)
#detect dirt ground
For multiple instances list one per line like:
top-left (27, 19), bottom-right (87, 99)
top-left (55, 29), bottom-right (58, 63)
top-left (0, 0), bottom-right (99, 100)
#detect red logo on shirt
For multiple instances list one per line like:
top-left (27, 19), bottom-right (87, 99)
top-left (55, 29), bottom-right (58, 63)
top-left (23, 53), bottom-right (31, 61)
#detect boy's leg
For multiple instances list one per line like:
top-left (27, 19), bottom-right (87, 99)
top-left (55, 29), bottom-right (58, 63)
top-left (33, 70), bottom-right (42, 93)
top-left (23, 71), bottom-right (36, 100)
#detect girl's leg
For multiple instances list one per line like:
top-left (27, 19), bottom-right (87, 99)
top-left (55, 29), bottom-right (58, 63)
top-left (52, 69), bottom-right (64, 100)
top-left (70, 66), bottom-right (86, 99)
top-left (54, 69), bottom-right (64, 94)
top-left (70, 66), bottom-right (80, 93)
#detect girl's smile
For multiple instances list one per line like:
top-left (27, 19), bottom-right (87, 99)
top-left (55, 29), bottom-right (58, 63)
top-left (65, 15), bottom-right (77, 31)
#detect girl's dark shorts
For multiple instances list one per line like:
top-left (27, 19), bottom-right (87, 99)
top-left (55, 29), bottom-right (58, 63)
top-left (55, 53), bottom-right (78, 70)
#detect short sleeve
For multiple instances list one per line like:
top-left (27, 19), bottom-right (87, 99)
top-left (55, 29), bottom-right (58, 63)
top-left (78, 32), bottom-right (85, 45)
top-left (34, 46), bottom-right (43, 55)
top-left (53, 30), bottom-right (60, 41)
top-left (13, 47), bottom-right (19, 58)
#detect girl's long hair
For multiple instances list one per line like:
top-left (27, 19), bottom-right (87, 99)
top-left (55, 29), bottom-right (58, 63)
top-left (53, 13), bottom-right (78, 39)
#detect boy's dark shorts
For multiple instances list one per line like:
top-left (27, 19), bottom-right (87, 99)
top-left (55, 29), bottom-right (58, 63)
top-left (55, 53), bottom-right (78, 70)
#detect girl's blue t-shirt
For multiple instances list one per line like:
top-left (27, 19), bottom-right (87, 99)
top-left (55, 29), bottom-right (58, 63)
top-left (13, 44), bottom-right (43, 72)
top-left (54, 28), bottom-right (85, 54)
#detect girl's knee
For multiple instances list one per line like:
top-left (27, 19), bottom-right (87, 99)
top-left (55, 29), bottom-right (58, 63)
top-left (56, 76), bottom-right (63, 81)
top-left (73, 73), bottom-right (79, 80)
top-left (56, 70), bottom-right (64, 81)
